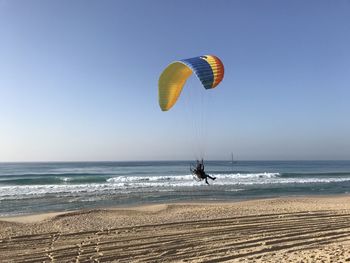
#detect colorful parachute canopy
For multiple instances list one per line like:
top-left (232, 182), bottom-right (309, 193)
top-left (158, 55), bottom-right (224, 111)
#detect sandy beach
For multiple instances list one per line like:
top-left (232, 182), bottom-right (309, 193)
top-left (1, 196), bottom-right (350, 262)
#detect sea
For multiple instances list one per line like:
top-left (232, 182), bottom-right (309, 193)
top-left (1, 161), bottom-right (350, 217)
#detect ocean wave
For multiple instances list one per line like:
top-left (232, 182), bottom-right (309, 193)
top-left (281, 172), bottom-right (350, 177)
top-left (0, 172), bottom-right (114, 177)
top-left (0, 175), bottom-right (109, 185)
top-left (0, 183), bottom-right (126, 200)
top-left (225, 177), bottom-right (350, 186)
top-left (60, 177), bottom-right (72, 182)
top-left (106, 173), bottom-right (280, 183)
top-left (106, 175), bottom-right (193, 183)
top-left (212, 172), bottom-right (280, 179)
top-left (1, 173), bottom-right (350, 200)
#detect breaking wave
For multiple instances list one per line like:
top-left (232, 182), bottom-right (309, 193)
top-left (1, 171), bottom-right (350, 200)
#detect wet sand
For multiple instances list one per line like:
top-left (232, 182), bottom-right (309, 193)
top-left (1, 196), bottom-right (350, 262)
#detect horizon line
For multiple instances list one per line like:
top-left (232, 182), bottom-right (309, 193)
top-left (1, 159), bottom-right (350, 163)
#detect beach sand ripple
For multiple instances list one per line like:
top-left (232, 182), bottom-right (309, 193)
top-left (1, 197), bottom-right (350, 262)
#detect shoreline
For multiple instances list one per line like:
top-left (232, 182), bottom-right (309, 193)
top-left (2, 194), bottom-right (350, 223)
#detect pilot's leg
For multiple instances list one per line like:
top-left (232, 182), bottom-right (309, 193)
top-left (207, 174), bottom-right (216, 180)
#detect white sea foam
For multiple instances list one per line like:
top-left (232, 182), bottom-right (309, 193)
top-left (211, 172), bottom-right (280, 179)
top-left (105, 173), bottom-right (279, 184)
top-left (1, 172), bottom-right (350, 200)
top-left (60, 177), bottom-right (72, 182)
top-left (0, 183), bottom-right (126, 200)
top-left (51, 167), bottom-right (116, 174)
top-left (215, 176), bottom-right (350, 186)
top-left (106, 174), bottom-right (193, 183)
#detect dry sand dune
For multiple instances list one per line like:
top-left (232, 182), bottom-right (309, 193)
top-left (1, 197), bottom-right (350, 262)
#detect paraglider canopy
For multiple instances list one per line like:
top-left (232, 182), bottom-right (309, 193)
top-left (158, 55), bottom-right (224, 111)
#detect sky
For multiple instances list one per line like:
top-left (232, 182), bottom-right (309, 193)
top-left (0, 0), bottom-right (349, 161)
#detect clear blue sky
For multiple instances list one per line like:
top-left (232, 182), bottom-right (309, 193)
top-left (0, 0), bottom-right (349, 161)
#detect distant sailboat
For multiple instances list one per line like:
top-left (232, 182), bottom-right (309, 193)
top-left (230, 152), bottom-right (237, 172)
top-left (231, 152), bottom-right (237, 163)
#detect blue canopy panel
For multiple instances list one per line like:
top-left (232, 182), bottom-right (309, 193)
top-left (180, 57), bottom-right (214, 89)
